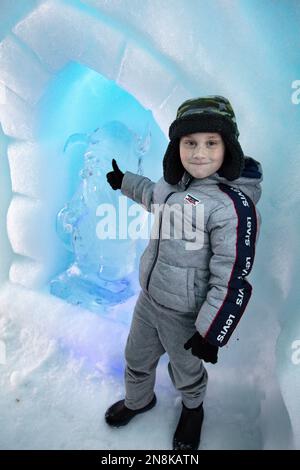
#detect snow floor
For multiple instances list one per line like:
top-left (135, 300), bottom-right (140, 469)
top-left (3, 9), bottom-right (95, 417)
top-left (0, 280), bottom-right (292, 450)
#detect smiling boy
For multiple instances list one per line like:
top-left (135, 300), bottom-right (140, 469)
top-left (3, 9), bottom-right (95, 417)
top-left (105, 96), bottom-right (263, 450)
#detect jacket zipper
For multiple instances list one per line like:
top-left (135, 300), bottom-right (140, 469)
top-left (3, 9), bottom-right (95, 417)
top-left (145, 176), bottom-right (193, 292)
top-left (146, 191), bottom-right (175, 292)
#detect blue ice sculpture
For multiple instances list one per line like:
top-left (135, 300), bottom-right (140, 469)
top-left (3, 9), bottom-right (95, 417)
top-left (50, 120), bottom-right (151, 310)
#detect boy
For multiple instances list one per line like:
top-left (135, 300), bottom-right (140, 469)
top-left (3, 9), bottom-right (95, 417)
top-left (105, 96), bottom-right (263, 450)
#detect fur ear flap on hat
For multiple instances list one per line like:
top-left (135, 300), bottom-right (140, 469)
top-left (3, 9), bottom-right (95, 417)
top-left (216, 134), bottom-right (245, 181)
top-left (163, 138), bottom-right (185, 185)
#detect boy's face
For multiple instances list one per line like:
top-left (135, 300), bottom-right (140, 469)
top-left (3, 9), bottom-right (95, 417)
top-left (179, 132), bottom-right (225, 179)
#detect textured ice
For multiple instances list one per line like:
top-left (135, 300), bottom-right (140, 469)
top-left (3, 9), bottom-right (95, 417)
top-left (0, 35), bottom-right (51, 105)
top-left (0, 127), bottom-right (12, 285)
top-left (8, 142), bottom-right (49, 199)
top-left (9, 258), bottom-right (50, 290)
top-left (13, 0), bottom-right (125, 77)
top-left (7, 195), bottom-right (54, 260)
top-left (0, 85), bottom-right (36, 140)
top-left (50, 120), bottom-right (152, 309)
top-left (83, 0), bottom-right (215, 81)
top-left (116, 42), bottom-right (176, 110)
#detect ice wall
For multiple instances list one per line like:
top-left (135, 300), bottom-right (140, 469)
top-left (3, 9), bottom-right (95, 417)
top-left (0, 0), bottom-right (300, 449)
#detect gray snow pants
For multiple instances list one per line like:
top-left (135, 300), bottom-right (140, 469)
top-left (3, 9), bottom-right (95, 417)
top-left (124, 289), bottom-right (208, 410)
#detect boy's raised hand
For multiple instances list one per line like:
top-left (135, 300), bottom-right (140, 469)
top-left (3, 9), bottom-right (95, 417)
top-left (106, 158), bottom-right (125, 190)
top-left (184, 332), bottom-right (218, 364)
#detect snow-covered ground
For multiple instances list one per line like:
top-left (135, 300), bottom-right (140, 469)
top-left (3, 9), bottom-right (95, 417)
top-left (0, 279), bottom-right (292, 450)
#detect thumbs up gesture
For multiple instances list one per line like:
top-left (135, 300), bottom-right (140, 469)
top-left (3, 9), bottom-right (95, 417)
top-left (106, 159), bottom-right (125, 190)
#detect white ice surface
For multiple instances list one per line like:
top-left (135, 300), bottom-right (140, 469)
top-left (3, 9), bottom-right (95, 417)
top-left (0, 280), bottom-right (288, 450)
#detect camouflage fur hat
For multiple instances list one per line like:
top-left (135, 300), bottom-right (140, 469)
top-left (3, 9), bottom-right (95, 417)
top-left (163, 95), bottom-right (245, 184)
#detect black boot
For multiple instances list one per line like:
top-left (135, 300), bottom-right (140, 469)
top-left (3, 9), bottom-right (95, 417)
top-left (105, 394), bottom-right (157, 427)
top-left (173, 401), bottom-right (204, 450)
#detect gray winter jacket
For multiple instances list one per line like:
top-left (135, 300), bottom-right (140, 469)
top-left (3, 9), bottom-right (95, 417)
top-left (120, 156), bottom-right (263, 347)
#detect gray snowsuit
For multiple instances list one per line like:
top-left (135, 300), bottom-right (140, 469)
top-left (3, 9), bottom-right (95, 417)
top-left (120, 156), bottom-right (263, 409)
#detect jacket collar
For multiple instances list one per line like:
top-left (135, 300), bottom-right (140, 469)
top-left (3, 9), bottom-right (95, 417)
top-left (180, 156), bottom-right (263, 204)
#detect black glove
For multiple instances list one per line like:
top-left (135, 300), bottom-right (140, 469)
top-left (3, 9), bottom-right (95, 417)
top-left (184, 332), bottom-right (218, 364)
top-left (106, 158), bottom-right (124, 190)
